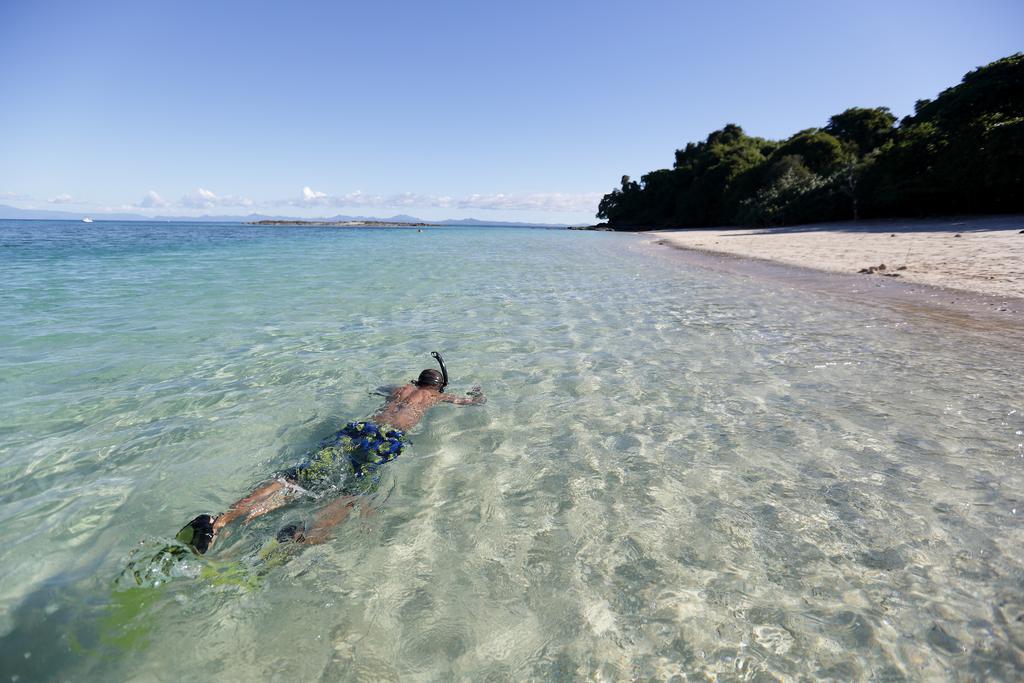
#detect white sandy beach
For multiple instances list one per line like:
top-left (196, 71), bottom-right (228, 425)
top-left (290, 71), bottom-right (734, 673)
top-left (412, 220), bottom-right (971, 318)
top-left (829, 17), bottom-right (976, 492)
top-left (651, 215), bottom-right (1024, 301)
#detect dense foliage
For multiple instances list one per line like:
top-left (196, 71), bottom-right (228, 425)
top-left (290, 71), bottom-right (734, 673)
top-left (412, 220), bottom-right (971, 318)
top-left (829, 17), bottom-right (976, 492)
top-left (596, 54), bottom-right (1024, 228)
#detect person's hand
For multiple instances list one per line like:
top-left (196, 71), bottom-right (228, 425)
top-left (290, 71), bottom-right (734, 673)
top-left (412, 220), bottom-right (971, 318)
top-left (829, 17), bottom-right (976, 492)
top-left (467, 385), bottom-right (486, 404)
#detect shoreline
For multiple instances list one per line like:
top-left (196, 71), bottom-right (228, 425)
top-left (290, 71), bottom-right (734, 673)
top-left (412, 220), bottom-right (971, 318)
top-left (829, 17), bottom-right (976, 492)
top-left (645, 215), bottom-right (1023, 300)
top-left (634, 216), bottom-right (1024, 341)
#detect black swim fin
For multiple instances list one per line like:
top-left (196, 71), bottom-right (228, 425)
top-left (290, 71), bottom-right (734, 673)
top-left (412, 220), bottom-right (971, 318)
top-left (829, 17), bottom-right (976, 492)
top-left (176, 514), bottom-right (217, 554)
top-left (276, 523), bottom-right (306, 544)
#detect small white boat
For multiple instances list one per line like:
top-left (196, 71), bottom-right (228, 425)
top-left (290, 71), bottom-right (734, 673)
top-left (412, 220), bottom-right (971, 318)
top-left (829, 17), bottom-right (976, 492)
top-left (82, 217), bottom-right (94, 223)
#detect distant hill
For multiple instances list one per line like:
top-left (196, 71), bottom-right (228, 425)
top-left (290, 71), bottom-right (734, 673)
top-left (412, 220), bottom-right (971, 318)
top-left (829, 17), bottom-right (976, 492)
top-left (0, 205), bottom-right (147, 221)
top-left (0, 204), bottom-right (572, 228)
top-left (0, 205), bottom-right (279, 222)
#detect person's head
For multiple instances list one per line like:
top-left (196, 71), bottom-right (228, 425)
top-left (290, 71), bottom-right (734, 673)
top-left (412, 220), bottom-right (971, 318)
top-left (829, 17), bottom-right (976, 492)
top-left (414, 368), bottom-right (444, 389)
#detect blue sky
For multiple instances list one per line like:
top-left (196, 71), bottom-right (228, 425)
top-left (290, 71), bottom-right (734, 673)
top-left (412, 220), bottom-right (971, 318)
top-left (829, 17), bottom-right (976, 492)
top-left (1, 0), bottom-right (1021, 224)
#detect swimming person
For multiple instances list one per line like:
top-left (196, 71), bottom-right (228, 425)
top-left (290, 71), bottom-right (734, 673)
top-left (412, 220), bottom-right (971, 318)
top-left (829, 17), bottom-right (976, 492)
top-left (175, 352), bottom-right (485, 553)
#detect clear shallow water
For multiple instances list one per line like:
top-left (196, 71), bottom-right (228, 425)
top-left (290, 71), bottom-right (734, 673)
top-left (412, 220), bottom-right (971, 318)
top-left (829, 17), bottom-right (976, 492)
top-left (1, 220), bottom-right (1022, 681)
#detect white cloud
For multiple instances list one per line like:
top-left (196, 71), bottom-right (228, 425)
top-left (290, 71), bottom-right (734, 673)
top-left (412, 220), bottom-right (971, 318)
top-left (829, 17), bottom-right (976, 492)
top-left (301, 186), bottom-right (327, 202)
top-left (455, 192), bottom-right (602, 213)
top-left (282, 187), bottom-right (597, 213)
top-left (289, 188), bottom-right (382, 208)
top-left (138, 190), bottom-right (170, 208)
top-left (3, 186), bottom-right (600, 216)
top-left (180, 187), bottom-right (254, 209)
top-left (390, 192), bottom-right (443, 208)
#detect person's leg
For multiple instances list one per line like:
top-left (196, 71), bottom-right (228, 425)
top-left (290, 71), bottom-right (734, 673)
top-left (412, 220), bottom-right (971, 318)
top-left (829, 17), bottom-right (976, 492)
top-left (297, 495), bottom-right (360, 544)
top-left (180, 479), bottom-right (302, 553)
top-left (214, 480), bottom-right (295, 532)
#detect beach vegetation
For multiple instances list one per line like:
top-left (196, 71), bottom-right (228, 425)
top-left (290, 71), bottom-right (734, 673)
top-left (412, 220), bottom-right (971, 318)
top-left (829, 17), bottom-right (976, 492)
top-left (824, 107), bottom-right (897, 156)
top-left (597, 53), bottom-right (1024, 228)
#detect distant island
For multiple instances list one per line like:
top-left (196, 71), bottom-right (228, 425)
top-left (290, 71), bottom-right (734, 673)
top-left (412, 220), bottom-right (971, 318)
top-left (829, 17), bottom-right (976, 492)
top-left (247, 219), bottom-right (435, 228)
top-left (0, 205), bottom-right (575, 229)
top-left (597, 53), bottom-right (1023, 230)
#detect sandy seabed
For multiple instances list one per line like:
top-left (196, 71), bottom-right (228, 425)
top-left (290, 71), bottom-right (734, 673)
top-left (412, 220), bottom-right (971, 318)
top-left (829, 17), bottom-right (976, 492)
top-left (650, 215), bottom-right (1024, 302)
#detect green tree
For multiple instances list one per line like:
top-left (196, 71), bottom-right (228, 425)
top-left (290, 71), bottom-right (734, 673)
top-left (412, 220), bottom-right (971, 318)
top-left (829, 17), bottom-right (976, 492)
top-left (737, 155), bottom-right (846, 226)
top-left (824, 107), bottom-right (897, 156)
top-left (596, 53), bottom-right (1024, 228)
top-left (596, 175), bottom-right (643, 225)
top-left (865, 53), bottom-right (1024, 216)
top-left (769, 129), bottom-right (848, 176)
top-left (670, 124), bottom-right (773, 226)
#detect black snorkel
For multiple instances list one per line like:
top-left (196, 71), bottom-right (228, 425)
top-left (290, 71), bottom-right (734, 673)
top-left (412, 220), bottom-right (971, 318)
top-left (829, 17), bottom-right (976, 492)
top-left (431, 351), bottom-right (449, 393)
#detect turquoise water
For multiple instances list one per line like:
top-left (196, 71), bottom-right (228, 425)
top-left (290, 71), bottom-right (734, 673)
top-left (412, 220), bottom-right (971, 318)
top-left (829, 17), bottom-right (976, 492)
top-left (1, 220), bottom-right (1022, 680)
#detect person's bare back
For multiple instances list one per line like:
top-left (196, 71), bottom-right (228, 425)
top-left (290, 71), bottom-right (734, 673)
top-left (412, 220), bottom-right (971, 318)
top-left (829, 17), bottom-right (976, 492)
top-left (373, 380), bottom-right (485, 431)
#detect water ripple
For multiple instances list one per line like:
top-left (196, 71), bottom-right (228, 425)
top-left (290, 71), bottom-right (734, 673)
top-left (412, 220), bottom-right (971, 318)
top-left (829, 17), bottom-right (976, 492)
top-left (1, 222), bottom-right (1022, 680)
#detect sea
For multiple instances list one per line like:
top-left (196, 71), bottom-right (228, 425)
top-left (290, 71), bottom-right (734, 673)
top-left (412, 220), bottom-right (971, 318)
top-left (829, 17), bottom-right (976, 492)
top-left (1, 220), bottom-right (1022, 681)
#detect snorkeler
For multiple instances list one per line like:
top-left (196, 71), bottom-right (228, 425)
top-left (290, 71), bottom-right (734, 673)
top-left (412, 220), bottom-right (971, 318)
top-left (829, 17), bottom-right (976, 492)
top-left (176, 352), bottom-right (485, 553)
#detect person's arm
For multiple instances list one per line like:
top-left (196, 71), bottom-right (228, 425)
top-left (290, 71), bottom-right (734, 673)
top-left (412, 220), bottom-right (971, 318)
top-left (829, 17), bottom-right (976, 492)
top-left (441, 385), bottom-right (486, 405)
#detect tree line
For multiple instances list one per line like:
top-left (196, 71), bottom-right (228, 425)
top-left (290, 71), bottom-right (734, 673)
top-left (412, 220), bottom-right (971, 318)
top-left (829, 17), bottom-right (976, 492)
top-left (597, 54), bottom-right (1023, 229)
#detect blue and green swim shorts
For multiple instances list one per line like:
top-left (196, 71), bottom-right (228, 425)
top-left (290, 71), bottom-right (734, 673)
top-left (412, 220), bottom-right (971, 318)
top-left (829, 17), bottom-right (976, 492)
top-left (280, 421), bottom-right (406, 496)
